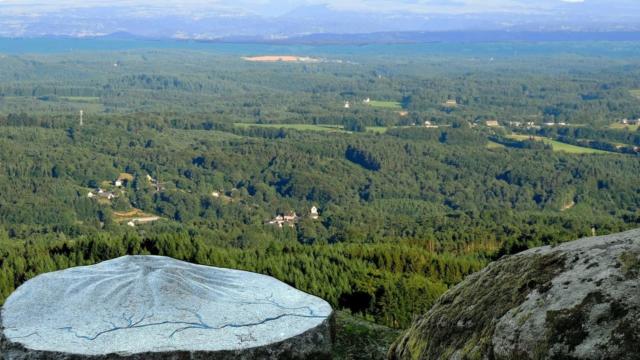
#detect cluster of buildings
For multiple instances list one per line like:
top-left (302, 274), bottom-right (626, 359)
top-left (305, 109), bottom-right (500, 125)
top-left (267, 206), bottom-right (320, 228)
top-left (508, 121), bottom-right (538, 129)
top-left (485, 120), bottom-right (568, 129)
top-left (620, 118), bottom-right (640, 125)
top-left (87, 188), bottom-right (117, 200)
top-left (88, 172), bottom-right (162, 201)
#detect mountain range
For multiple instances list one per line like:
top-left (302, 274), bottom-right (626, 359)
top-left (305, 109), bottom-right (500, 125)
top-left (1, 2), bottom-right (639, 41)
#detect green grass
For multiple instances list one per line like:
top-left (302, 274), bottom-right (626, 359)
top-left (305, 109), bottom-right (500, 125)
top-left (236, 123), bottom-right (396, 134)
top-left (333, 311), bottom-right (401, 360)
top-left (609, 122), bottom-right (640, 131)
top-left (367, 126), bottom-right (389, 134)
top-left (486, 141), bottom-right (505, 149)
top-left (234, 123), bottom-right (347, 132)
top-left (57, 96), bottom-right (101, 103)
top-left (368, 100), bottom-right (403, 110)
top-left (507, 134), bottom-right (612, 154)
top-left (630, 89), bottom-right (640, 99)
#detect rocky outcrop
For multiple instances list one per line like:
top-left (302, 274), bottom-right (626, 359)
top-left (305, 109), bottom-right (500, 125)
top-left (389, 229), bottom-right (640, 360)
top-left (1, 256), bottom-right (334, 359)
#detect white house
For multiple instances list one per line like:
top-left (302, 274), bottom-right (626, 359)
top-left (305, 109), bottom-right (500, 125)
top-left (363, 98), bottom-right (371, 104)
top-left (424, 121), bottom-right (438, 129)
top-left (283, 212), bottom-right (298, 222)
top-left (344, 101), bottom-right (351, 109)
top-left (310, 206), bottom-right (319, 220)
top-left (267, 213), bottom-right (298, 228)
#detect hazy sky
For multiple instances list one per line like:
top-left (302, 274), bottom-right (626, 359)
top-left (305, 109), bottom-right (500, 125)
top-left (0, 0), bottom-right (606, 17)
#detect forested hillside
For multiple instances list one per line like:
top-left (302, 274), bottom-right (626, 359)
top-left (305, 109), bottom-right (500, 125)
top-left (0, 46), bottom-right (639, 328)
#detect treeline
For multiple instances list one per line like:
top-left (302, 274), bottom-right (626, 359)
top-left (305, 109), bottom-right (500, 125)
top-left (0, 233), bottom-right (485, 328)
top-left (2, 50), bottom-right (640, 126)
top-left (531, 126), bottom-right (640, 154)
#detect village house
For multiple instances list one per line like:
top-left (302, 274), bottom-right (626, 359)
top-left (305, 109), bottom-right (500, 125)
top-left (423, 121), bottom-right (438, 129)
top-left (310, 206), bottom-right (319, 220)
top-left (485, 120), bottom-right (500, 127)
top-left (283, 212), bottom-right (298, 222)
top-left (144, 174), bottom-right (166, 192)
top-left (88, 188), bottom-right (116, 200)
top-left (363, 98), bottom-right (371, 104)
top-left (114, 173), bottom-right (134, 187)
top-left (268, 212), bottom-right (298, 228)
top-left (444, 99), bottom-right (457, 107)
top-left (344, 101), bottom-right (351, 109)
top-left (508, 121), bottom-right (522, 127)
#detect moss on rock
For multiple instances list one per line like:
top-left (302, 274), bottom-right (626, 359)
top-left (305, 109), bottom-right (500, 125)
top-left (389, 229), bottom-right (640, 360)
top-left (389, 252), bottom-right (566, 360)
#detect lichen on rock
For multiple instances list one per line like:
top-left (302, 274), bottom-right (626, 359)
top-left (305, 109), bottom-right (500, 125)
top-left (389, 228), bottom-right (640, 360)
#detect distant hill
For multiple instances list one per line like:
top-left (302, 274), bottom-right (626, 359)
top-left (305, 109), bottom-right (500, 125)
top-left (1, 2), bottom-right (639, 40)
top-left (269, 31), bottom-right (640, 45)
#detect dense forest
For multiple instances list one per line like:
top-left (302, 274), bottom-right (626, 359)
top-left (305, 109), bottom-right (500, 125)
top-left (0, 46), bottom-right (639, 329)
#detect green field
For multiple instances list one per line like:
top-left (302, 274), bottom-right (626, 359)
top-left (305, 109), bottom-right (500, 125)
top-left (367, 100), bottom-right (403, 110)
top-left (486, 141), bottom-right (505, 149)
top-left (609, 122), bottom-right (640, 131)
top-left (367, 126), bottom-right (389, 134)
top-left (235, 123), bottom-right (346, 132)
top-left (235, 123), bottom-right (400, 134)
top-left (630, 89), bottom-right (640, 99)
top-left (508, 134), bottom-right (611, 154)
top-left (57, 96), bottom-right (101, 103)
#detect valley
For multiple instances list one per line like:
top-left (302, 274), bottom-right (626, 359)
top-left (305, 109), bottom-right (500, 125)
top-left (0, 43), bottom-right (639, 336)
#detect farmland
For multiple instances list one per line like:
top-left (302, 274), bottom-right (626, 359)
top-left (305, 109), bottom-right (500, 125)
top-left (234, 123), bottom-right (346, 132)
top-left (507, 134), bottom-right (612, 154)
top-left (367, 100), bottom-right (403, 110)
top-left (609, 122), bottom-right (640, 131)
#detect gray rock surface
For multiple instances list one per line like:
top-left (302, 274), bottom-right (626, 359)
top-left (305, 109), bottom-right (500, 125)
top-left (389, 228), bottom-right (640, 360)
top-left (1, 256), bottom-right (333, 359)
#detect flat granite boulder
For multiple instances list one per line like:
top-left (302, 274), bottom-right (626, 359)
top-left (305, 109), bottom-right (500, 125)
top-left (1, 256), bottom-right (334, 359)
top-left (389, 228), bottom-right (640, 360)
